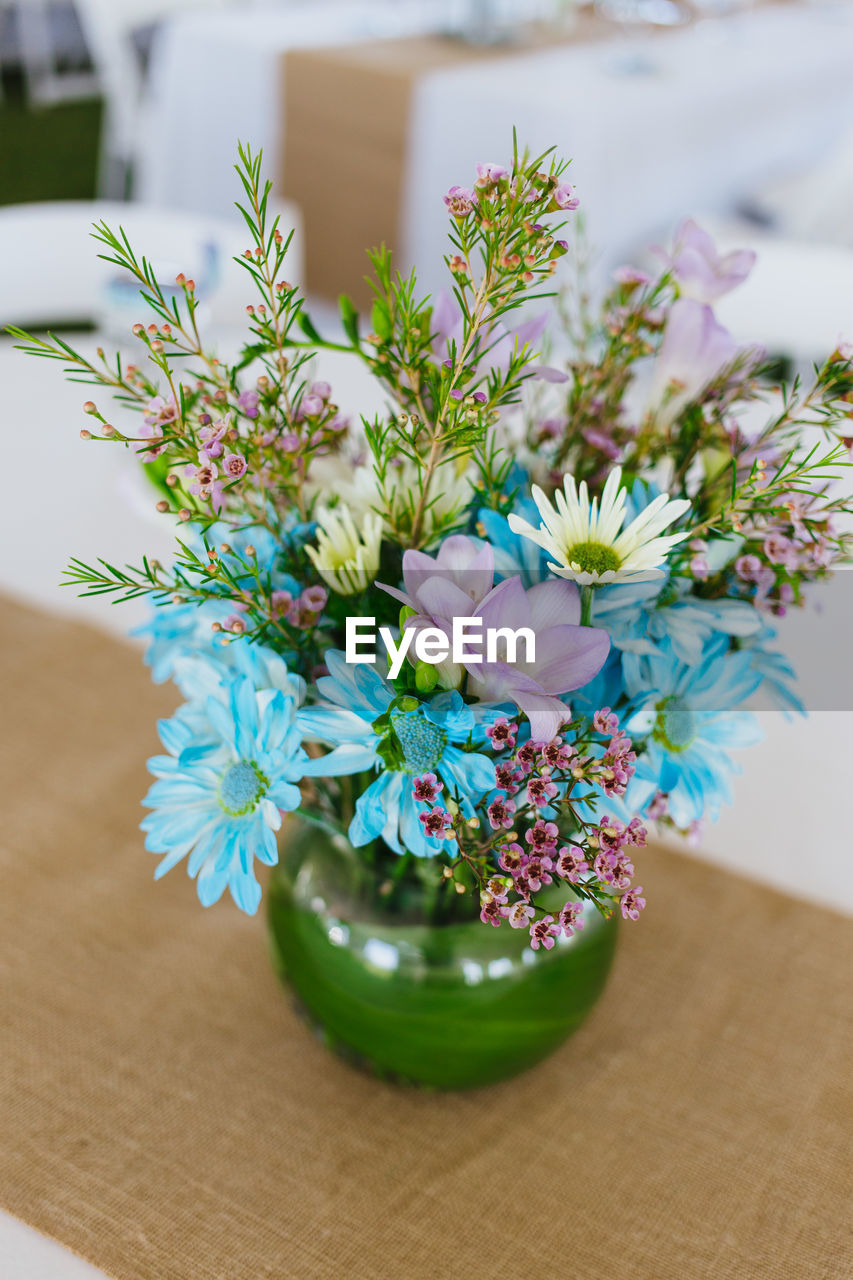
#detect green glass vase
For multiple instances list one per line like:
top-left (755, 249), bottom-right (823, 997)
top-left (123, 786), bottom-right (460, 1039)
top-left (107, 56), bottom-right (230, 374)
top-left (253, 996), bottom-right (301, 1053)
top-left (267, 821), bottom-right (618, 1090)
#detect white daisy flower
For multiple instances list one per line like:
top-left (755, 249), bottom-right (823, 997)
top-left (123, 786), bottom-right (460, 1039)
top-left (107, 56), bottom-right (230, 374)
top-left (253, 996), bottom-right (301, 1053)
top-left (507, 467), bottom-right (692, 585)
top-left (306, 503), bottom-right (383, 595)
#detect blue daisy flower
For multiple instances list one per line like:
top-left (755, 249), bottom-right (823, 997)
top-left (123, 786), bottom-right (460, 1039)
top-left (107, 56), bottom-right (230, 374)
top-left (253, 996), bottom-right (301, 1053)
top-left (141, 663), bottom-right (306, 914)
top-left (620, 636), bottom-right (763, 827)
top-left (593, 577), bottom-right (762, 666)
top-left (478, 499), bottom-right (549, 587)
top-left (133, 517), bottom-right (302, 690)
top-left (297, 652), bottom-right (499, 857)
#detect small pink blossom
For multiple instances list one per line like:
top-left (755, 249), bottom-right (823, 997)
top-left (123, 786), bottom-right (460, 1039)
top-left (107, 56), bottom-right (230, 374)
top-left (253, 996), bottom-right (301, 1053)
top-left (487, 797), bottom-right (516, 831)
top-left (555, 845), bottom-right (589, 883)
top-left (593, 707), bottom-right (619, 735)
top-left (498, 842), bottom-right (525, 875)
top-left (475, 162), bottom-right (508, 189)
top-left (529, 915), bottom-right (559, 950)
top-left (552, 183), bottom-right (579, 211)
top-left (237, 389), bottom-right (259, 419)
top-left (443, 185), bottom-right (474, 218)
top-left (621, 886), bottom-right (646, 921)
top-left (558, 901), bottom-right (585, 937)
top-left (507, 900), bottom-right (534, 930)
top-left (527, 775), bottom-right (558, 808)
top-left (494, 763), bottom-right (523, 794)
top-left (480, 896), bottom-right (508, 927)
top-left (485, 717), bottom-right (518, 752)
top-left (524, 818), bottom-right (559, 853)
top-left (412, 772), bottom-right (443, 803)
top-left (300, 394), bottom-right (324, 418)
top-left (223, 452), bottom-right (247, 480)
top-left (419, 806), bottom-right (454, 840)
top-left (520, 853), bottom-right (553, 892)
top-left (199, 417), bottom-right (229, 459)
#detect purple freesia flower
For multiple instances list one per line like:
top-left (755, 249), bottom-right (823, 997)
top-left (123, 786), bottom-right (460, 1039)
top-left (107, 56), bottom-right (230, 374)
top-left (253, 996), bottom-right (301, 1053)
top-left (380, 534), bottom-right (495, 621)
top-left (663, 218), bottom-right (756, 304)
top-left (378, 534), bottom-right (495, 688)
top-left (465, 577), bottom-right (610, 741)
top-left (647, 298), bottom-right (762, 426)
top-left (430, 291), bottom-right (567, 384)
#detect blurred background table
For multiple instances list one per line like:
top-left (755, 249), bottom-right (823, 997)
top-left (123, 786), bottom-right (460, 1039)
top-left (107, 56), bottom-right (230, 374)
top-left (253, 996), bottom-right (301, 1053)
top-left (137, 3), bottom-right (853, 299)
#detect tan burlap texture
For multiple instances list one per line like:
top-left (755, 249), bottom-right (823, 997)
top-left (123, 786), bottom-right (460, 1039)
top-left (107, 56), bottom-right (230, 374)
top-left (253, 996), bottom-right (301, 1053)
top-left (1, 597), bottom-right (852, 1279)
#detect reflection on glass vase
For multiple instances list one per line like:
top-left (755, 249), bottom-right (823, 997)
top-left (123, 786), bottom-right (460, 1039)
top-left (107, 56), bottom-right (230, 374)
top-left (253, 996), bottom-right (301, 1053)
top-left (267, 820), bottom-right (619, 1090)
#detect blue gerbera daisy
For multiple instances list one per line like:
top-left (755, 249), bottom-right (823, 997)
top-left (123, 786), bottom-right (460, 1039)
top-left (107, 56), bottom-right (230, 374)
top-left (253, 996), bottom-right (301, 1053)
top-left (297, 651), bottom-right (499, 857)
top-left (141, 656), bottom-right (306, 914)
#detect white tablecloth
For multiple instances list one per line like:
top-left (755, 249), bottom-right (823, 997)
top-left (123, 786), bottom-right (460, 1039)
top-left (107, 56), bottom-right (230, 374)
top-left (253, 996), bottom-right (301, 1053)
top-left (136, 1), bottom-right (447, 218)
top-left (139, 3), bottom-right (853, 293)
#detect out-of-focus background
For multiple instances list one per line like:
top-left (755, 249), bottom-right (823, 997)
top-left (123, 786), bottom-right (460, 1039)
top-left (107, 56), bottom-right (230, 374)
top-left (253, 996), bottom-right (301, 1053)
top-left (2, 0), bottom-right (853, 892)
top-left (1, 4), bottom-right (852, 1272)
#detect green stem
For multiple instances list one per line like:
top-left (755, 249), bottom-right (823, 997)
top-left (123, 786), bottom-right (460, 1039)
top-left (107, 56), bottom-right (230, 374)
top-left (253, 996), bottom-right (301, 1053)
top-left (580, 584), bottom-right (594, 627)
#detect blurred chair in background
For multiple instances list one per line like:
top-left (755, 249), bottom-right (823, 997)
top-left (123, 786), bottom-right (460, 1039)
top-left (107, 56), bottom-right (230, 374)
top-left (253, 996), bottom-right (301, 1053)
top-left (0, 0), bottom-right (246, 195)
top-left (0, 197), bottom-right (303, 331)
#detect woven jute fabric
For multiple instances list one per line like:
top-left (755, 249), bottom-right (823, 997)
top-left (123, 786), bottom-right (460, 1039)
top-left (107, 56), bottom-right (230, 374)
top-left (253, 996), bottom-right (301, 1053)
top-left (1, 596), bottom-right (851, 1280)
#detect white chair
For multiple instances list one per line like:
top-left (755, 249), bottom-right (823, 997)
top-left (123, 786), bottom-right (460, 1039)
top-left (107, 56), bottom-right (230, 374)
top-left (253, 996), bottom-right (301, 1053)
top-left (0, 198), bottom-right (303, 330)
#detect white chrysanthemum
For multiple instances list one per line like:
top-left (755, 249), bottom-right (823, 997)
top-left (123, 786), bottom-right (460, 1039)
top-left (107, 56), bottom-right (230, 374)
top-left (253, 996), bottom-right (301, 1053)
top-left (507, 467), bottom-right (692, 585)
top-left (305, 504), bottom-right (383, 595)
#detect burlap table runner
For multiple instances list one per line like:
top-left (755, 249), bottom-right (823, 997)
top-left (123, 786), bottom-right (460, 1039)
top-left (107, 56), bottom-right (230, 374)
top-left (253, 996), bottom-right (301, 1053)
top-left (280, 22), bottom-right (619, 304)
top-left (2, 595), bottom-right (852, 1279)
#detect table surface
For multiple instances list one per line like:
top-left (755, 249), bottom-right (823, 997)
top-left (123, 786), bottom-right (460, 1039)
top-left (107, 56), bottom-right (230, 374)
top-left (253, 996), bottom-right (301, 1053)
top-left (1, 596), bottom-right (851, 1279)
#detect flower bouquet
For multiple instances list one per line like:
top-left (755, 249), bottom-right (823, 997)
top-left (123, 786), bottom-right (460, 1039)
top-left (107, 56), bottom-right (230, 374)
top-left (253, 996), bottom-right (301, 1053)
top-left (15, 141), bottom-right (852, 1087)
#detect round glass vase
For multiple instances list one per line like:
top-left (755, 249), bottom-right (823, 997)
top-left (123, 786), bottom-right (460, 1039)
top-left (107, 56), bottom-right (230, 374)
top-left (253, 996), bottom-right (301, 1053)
top-left (267, 821), bottom-right (619, 1090)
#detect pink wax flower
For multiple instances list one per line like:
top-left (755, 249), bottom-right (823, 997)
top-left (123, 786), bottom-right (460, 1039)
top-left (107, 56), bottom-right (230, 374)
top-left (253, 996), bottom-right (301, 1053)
top-left (524, 818), bottom-right (559, 853)
top-left (443, 186), bottom-right (474, 218)
top-left (199, 417), bottom-right (229, 459)
top-left (488, 797), bottom-right (516, 831)
top-left (558, 901), bottom-right (585, 937)
top-left (300, 394), bottom-right (324, 418)
top-left (311, 381), bottom-right (332, 400)
top-left (498, 842), bottom-right (525, 874)
top-left (137, 419), bottom-right (166, 460)
top-left (494, 763), bottom-right (523, 794)
top-left (540, 737), bottom-right (573, 769)
top-left (555, 846), bottom-right (589, 884)
top-left (613, 265), bottom-right (651, 289)
top-left (412, 772), bottom-right (443, 803)
top-left (529, 915), bottom-right (558, 950)
top-left (475, 162), bottom-right (508, 189)
top-left (237, 389), bottom-right (260, 419)
top-left (419, 806), bottom-right (453, 839)
top-left (552, 183), bottom-right (579, 211)
top-left (223, 452), bottom-right (247, 480)
top-left (480, 896), bottom-right (508, 927)
top-left (763, 532), bottom-right (796, 567)
top-left (663, 218), bottom-right (756, 305)
top-left (507, 901), bottom-right (535, 930)
top-left (526, 775), bottom-right (558, 808)
top-left (520, 853), bottom-right (553, 892)
top-left (270, 589), bottom-right (293, 618)
top-left (621, 886), bottom-right (646, 921)
top-left (486, 716), bottom-right (518, 752)
top-left (593, 707), bottom-right (619, 734)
